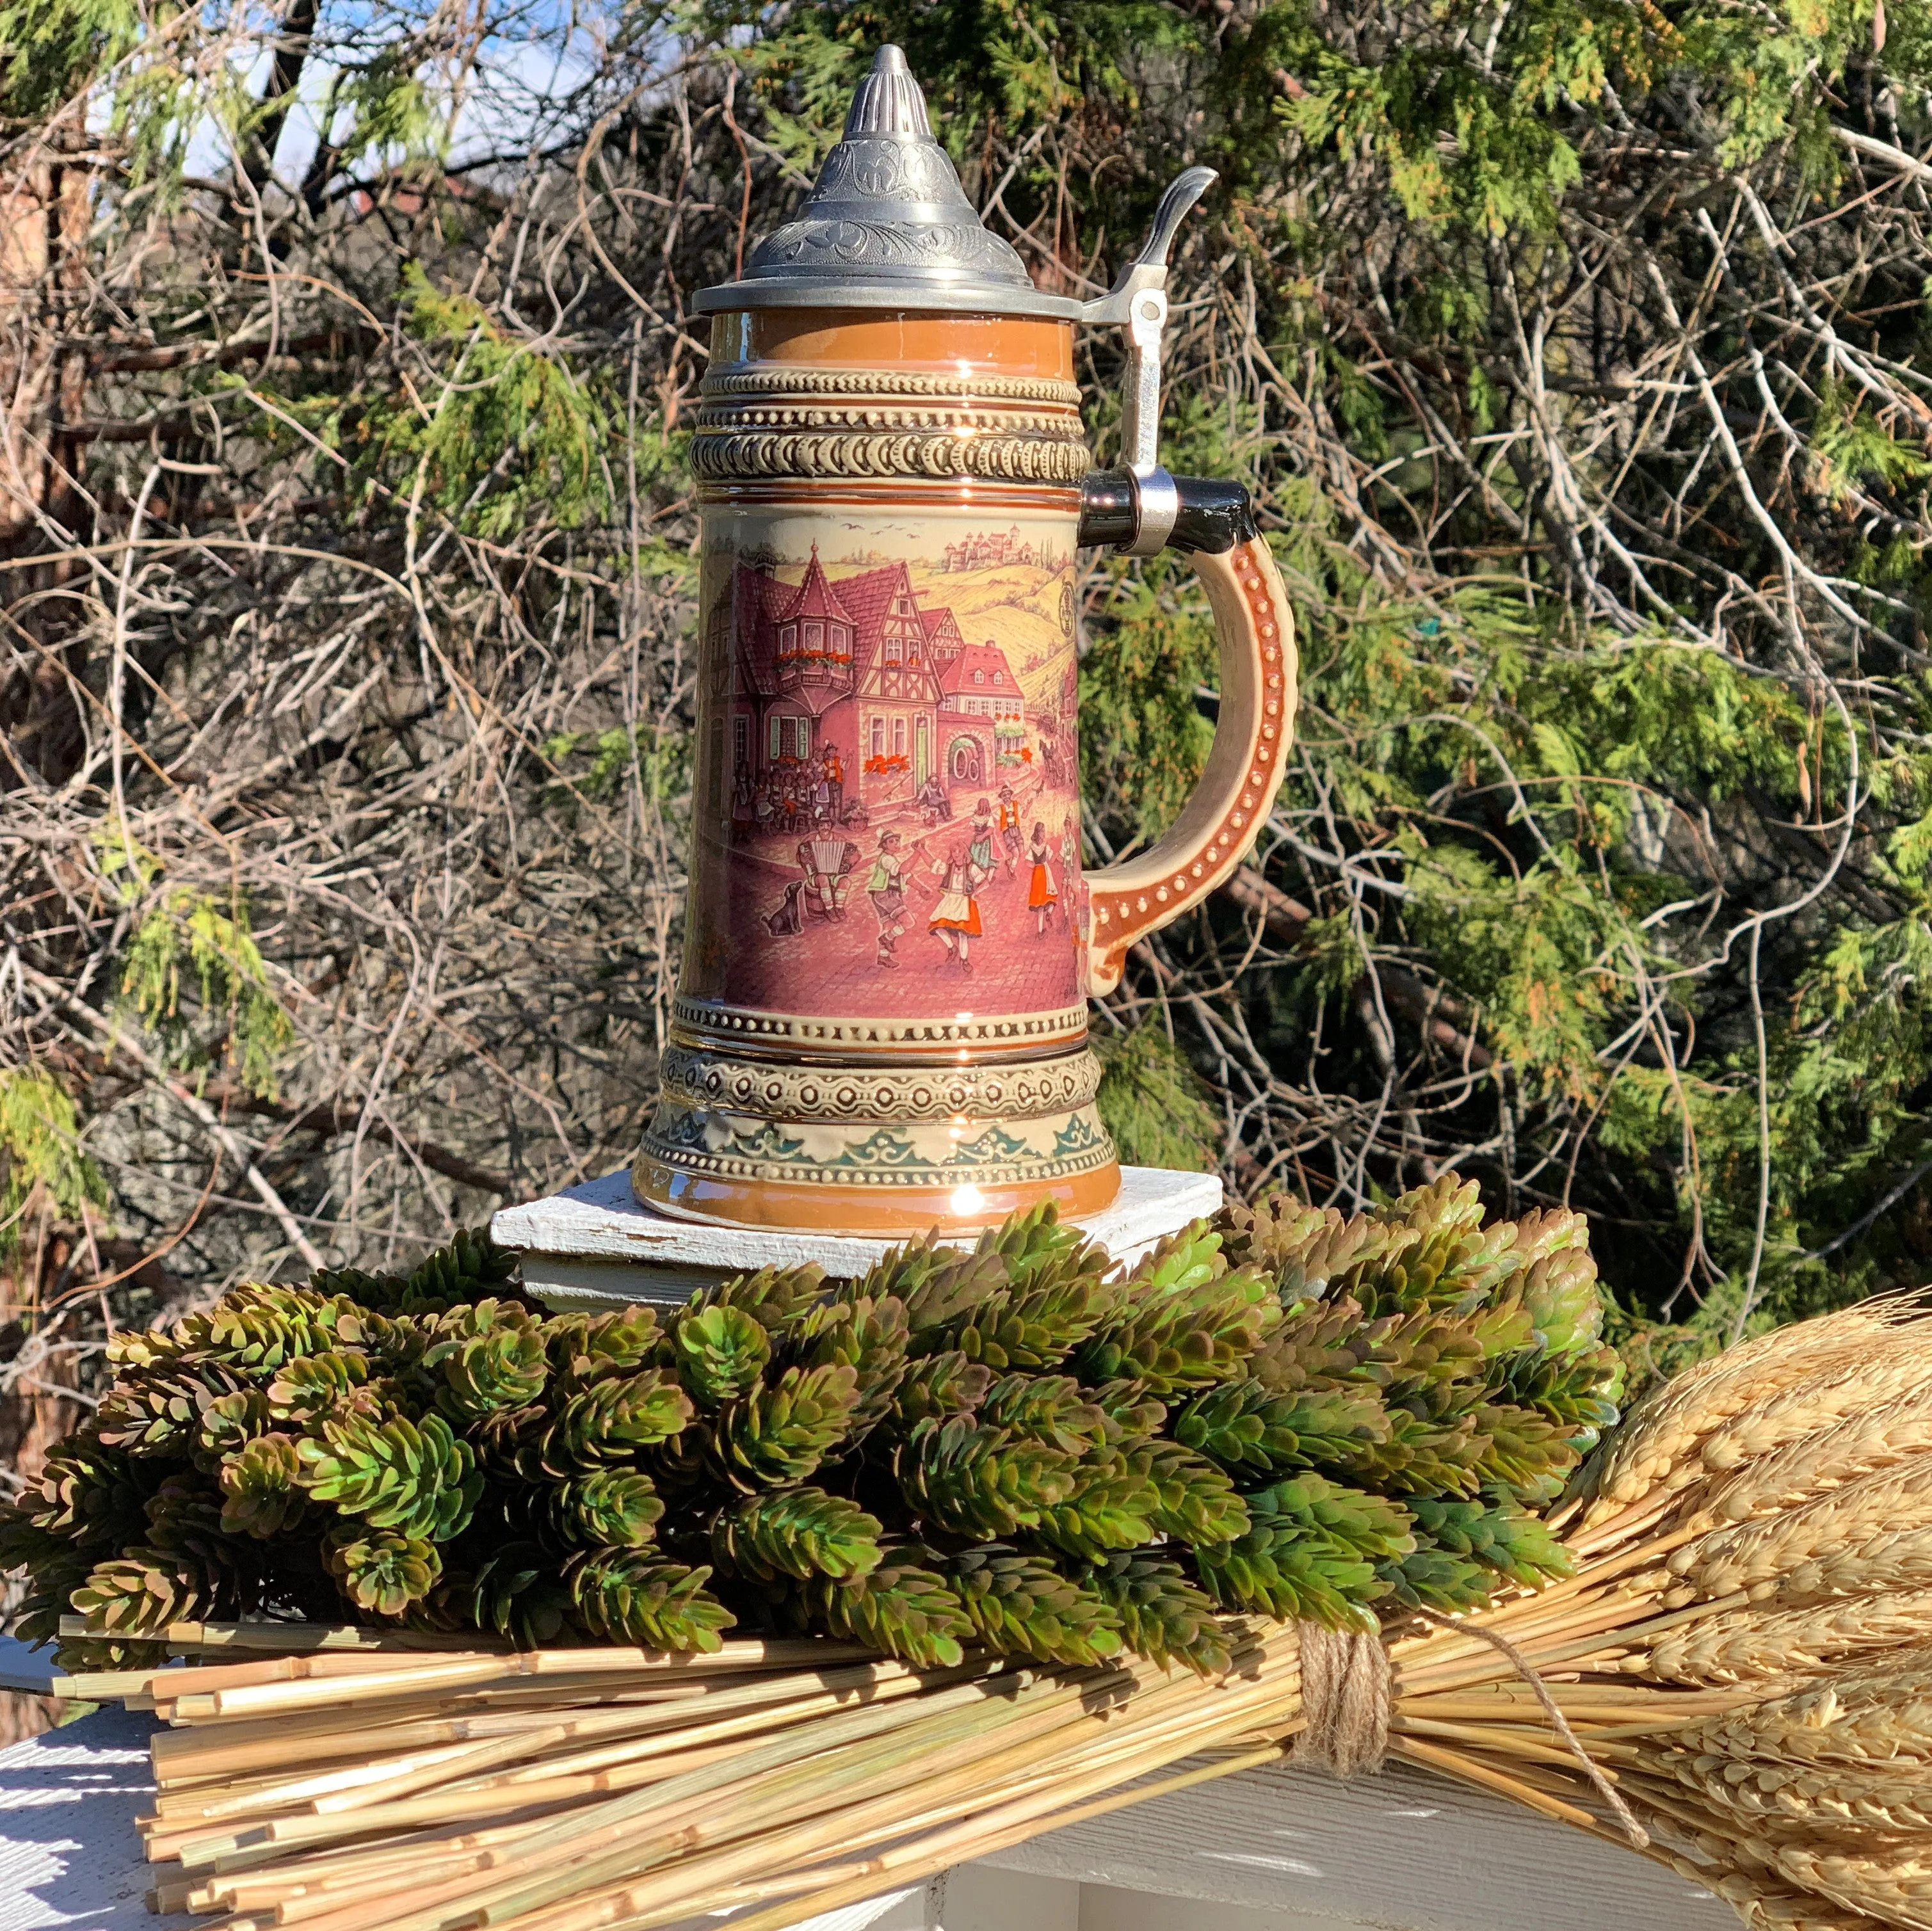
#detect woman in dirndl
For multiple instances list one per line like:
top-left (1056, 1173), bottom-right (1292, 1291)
top-left (928, 847), bottom-right (985, 969)
top-left (1027, 821), bottom-right (1059, 934)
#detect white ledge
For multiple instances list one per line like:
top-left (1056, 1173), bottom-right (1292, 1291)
top-left (490, 1167), bottom-right (1224, 1306)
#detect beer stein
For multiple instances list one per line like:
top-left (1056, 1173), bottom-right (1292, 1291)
top-left (634, 45), bottom-right (1296, 1232)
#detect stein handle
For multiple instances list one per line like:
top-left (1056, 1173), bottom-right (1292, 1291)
top-left (1076, 472), bottom-right (1299, 997)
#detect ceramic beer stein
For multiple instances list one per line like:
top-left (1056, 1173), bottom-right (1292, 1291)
top-left (634, 45), bottom-right (1297, 1233)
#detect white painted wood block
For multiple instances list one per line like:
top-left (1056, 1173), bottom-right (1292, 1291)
top-left (490, 1166), bottom-right (1224, 1308)
top-left (977, 1756), bottom-right (1737, 1931)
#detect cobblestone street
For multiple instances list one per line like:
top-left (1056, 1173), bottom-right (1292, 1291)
top-left (721, 773), bottom-right (1084, 1018)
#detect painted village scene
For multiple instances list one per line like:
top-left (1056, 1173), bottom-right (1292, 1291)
top-left (693, 512), bottom-right (1086, 1018)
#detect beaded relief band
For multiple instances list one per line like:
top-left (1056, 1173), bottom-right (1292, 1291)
top-left (659, 1044), bottom-right (1101, 1122)
top-left (701, 367), bottom-right (1082, 406)
top-left (670, 999), bottom-right (1091, 1056)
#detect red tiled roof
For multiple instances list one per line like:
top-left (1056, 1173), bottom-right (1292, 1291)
top-left (938, 640), bottom-right (1019, 697)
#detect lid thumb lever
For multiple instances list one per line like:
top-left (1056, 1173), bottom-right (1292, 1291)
top-left (1081, 166), bottom-right (1216, 554)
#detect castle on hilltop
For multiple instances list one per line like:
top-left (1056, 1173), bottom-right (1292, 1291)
top-left (940, 526), bottom-right (1036, 572)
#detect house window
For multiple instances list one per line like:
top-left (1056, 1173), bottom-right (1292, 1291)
top-left (893, 717), bottom-right (908, 757)
top-left (780, 625), bottom-right (796, 652)
top-left (885, 634), bottom-right (901, 665)
top-left (793, 717), bottom-right (812, 759)
top-left (769, 715), bottom-right (782, 761)
top-left (994, 671), bottom-right (1004, 684)
top-left (973, 668), bottom-right (985, 686)
top-left (828, 623), bottom-right (847, 655)
top-left (734, 717), bottom-right (748, 770)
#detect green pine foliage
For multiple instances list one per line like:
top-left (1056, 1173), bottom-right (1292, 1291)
top-left (5, 1186), bottom-right (1613, 1671)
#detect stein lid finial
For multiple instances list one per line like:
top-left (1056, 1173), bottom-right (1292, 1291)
top-left (693, 44), bottom-right (1082, 321)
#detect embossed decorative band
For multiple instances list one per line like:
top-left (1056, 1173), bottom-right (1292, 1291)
top-left (695, 403), bottom-right (1080, 438)
top-left (671, 998), bottom-right (1091, 1054)
top-left (659, 1045), bottom-right (1101, 1123)
top-left (702, 367), bottom-right (1083, 407)
top-left (635, 1094), bottom-right (1116, 1193)
top-left (691, 429), bottom-right (1089, 485)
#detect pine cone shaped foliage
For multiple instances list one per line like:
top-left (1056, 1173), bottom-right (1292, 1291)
top-left (266, 1350), bottom-right (373, 1423)
top-left (424, 1300), bottom-right (549, 1422)
top-left (873, 1239), bottom-right (1009, 1341)
top-left (104, 1327), bottom-right (191, 1374)
top-left (973, 1200), bottom-right (1072, 1282)
top-left (1387, 1178), bottom-right (1521, 1313)
top-left (96, 1359), bottom-right (252, 1457)
top-left (309, 1265), bottom-right (405, 1311)
top-left (1174, 1380), bottom-right (1390, 1476)
top-left (453, 1539), bottom-right (569, 1644)
top-left (1513, 1212), bottom-right (1603, 1350)
top-left (1194, 1473), bottom-right (1414, 1631)
top-left (17, 1430), bottom-right (150, 1549)
top-left (178, 1284), bottom-right (366, 1368)
top-left (399, 1227), bottom-right (519, 1313)
top-left (1088, 1380), bottom-right (1168, 1436)
top-left (672, 1304), bottom-right (771, 1408)
top-left (936, 1209), bottom-right (1116, 1371)
top-left (1073, 1228), bottom-right (1278, 1394)
top-left (552, 1370), bottom-right (695, 1469)
top-left (1027, 1451), bottom-right (1157, 1560)
top-left (1469, 1400), bottom-right (1581, 1505)
top-left (324, 1523), bottom-right (442, 1617)
top-left (70, 1546), bottom-right (213, 1639)
top-left (542, 1306), bottom-right (665, 1382)
top-left (1378, 1542), bottom-right (1490, 1614)
top-left (195, 1389), bottom-right (275, 1469)
top-left (715, 1363), bottom-right (860, 1490)
top-left (1248, 1295), bottom-right (1377, 1395)
top-left (1493, 1340), bottom-right (1622, 1450)
top-left (143, 1473), bottom-right (250, 1608)
top-left (1218, 1196), bottom-right (1340, 1286)
top-left (1081, 1553), bottom-right (1231, 1676)
top-left (1408, 1493), bottom-right (1574, 1590)
top-left (1280, 1214), bottom-right (1414, 1312)
top-left (712, 1485), bottom-right (883, 1583)
top-left (796, 1547), bottom-right (969, 1667)
top-left (296, 1409), bottom-right (481, 1541)
top-left (545, 1470), bottom-right (664, 1549)
top-left (1131, 1439), bottom-right (1251, 1544)
top-left (567, 1550), bottom-right (735, 1651)
top-left (1362, 1308), bottom-right (1487, 1402)
top-left (12, 1546), bottom-right (97, 1648)
top-left (707, 1264), bottom-right (828, 1336)
top-left (976, 1374), bottom-right (1109, 1454)
top-left (1360, 1402), bottom-right (1485, 1497)
top-left (889, 1352), bottom-right (992, 1429)
top-left (894, 1413), bottom-right (1076, 1539)
top-left (792, 1295), bottom-right (910, 1433)
top-left (940, 1545), bottom-right (1122, 1665)
top-left (219, 1434), bottom-right (307, 1539)
top-left (577, 1305), bottom-right (667, 1372)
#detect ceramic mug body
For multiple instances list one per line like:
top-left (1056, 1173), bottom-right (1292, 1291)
top-left (634, 311), bottom-right (1120, 1232)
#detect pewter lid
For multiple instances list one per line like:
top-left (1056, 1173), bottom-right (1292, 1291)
top-left (694, 45), bottom-right (1082, 321)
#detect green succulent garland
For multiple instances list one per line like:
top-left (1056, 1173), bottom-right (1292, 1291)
top-left (0, 1182), bottom-right (1622, 1674)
